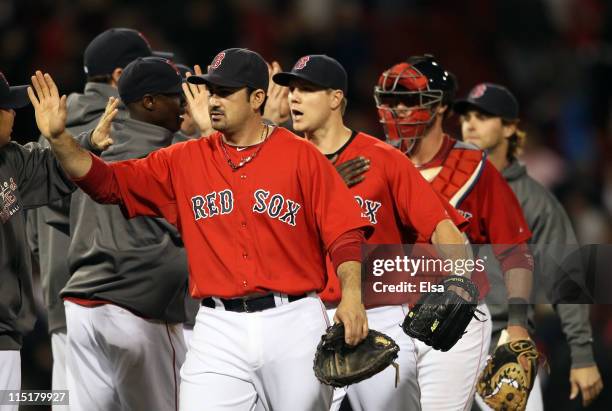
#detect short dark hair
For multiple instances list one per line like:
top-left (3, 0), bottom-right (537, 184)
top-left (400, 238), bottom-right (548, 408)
top-left (246, 86), bottom-right (266, 115)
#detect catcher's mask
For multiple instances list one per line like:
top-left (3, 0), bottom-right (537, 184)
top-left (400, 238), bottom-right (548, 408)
top-left (374, 55), bottom-right (456, 153)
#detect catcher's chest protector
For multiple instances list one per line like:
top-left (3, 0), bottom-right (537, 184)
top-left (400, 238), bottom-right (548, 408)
top-left (429, 145), bottom-right (485, 207)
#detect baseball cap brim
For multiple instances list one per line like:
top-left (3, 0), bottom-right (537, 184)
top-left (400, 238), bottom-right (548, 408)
top-left (453, 99), bottom-right (495, 116)
top-left (272, 72), bottom-right (327, 89)
top-left (187, 72), bottom-right (245, 88)
top-left (152, 50), bottom-right (174, 60)
top-left (0, 85), bottom-right (31, 110)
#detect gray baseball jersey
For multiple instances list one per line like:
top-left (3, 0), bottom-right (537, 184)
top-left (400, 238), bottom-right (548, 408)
top-left (60, 117), bottom-right (190, 322)
top-left (486, 160), bottom-right (594, 366)
top-left (26, 82), bottom-right (122, 334)
top-left (0, 142), bottom-right (75, 349)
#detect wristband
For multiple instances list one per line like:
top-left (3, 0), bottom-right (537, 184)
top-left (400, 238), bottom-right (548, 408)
top-left (507, 297), bottom-right (529, 327)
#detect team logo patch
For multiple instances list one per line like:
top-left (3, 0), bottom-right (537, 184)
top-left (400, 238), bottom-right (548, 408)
top-left (293, 56), bottom-right (310, 70)
top-left (470, 84), bottom-right (487, 99)
top-left (0, 177), bottom-right (20, 223)
top-left (211, 52), bottom-right (226, 70)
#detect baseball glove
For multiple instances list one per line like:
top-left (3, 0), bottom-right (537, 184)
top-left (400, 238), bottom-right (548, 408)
top-left (401, 275), bottom-right (481, 351)
top-left (313, 323), bottom-right (400, 388)
top-left (476, 339), bottom-right (539, 411)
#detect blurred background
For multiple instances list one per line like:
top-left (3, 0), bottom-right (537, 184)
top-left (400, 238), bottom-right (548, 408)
top-left (3, 0), bottom-right (611, 409)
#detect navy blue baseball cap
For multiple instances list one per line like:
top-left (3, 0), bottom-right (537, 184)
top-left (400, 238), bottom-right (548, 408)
top-left (175, 63), bottom-right (192, 80)
top-left (0, 72), bottom-right (29, 110)
top-left (84, 28), bottom-right (173, 77)
top-left (273, 55), bottom-right (347, 94)
top-left (118, 57), bottom-right (183, 104)
top-left (187, 48), bottom-right (268, 91)
top-left (453, 83), bottom-right (519, 120)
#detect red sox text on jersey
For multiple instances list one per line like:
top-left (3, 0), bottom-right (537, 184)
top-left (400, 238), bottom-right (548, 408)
top-left (191, 189), bottom-right (302, 227)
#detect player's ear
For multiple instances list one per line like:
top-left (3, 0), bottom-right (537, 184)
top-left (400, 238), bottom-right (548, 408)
top-left (329, 90), bottom-right (344, 111)
top-left (110, 68), bottom-right (123, 88)
top-left (142, 95), bottom-right (155, 111)
top-left (250, 89), bottom-right (266, 112)
top-left (502, 120), bottom-right (517, 139)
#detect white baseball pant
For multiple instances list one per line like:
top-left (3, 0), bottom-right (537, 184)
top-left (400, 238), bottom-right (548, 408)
top-left (50, 330), bottom-right (69, 410)
top-left (179, 295), bottom-right (332, 411)
top-left (415, 303), bottom-right (492, 411)
top-left (65, 301), bottom-right (186, 411)
top-left (346, 305), bottom-right (421, 411)
top-left (183, 326), bottom-right (194, 349)
top-left (0, 350), bottom-right (20, 411)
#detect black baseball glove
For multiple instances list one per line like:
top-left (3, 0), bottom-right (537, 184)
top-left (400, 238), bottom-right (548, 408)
top-left (401, 275), bottom-right (481, 351)
top-left (313, 323), bottom-right (400, 388)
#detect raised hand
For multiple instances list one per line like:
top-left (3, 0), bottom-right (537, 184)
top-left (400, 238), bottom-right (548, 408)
top-left (90, 97), bottom-right (120, 150)
top-left (182, 64), bottom-right (212, 133)
top-left (263, 61), bottom-right (290, 125)
top-left (27, 71), bottom-right (67, 139)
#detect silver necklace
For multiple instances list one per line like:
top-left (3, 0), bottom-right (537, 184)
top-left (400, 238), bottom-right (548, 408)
top-left (220, 125), bottom-right (270, 170)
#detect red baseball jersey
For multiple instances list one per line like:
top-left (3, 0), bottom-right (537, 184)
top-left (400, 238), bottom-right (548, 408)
top-left (75, 127), bottom-right (371, 298)
top-left (320, 132), bottom-right (466, 303)
top-left (416, 135), bottom-right (533, 297)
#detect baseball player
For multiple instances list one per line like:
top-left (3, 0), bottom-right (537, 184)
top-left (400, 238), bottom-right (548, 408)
top-left (454, 83), bottom-right (604, 408)
top-left (0, 72), bottom-right (75, 411)
top-left (57, 57), bottom-right (191, 411)
top-left (371, 55), bottom-right (535, 411)
top-left (25, 28), bottom-right (170, 405)
top-left (29, 47), bottom-right (370, 411)
top-left (272, 54), bottom-right (475, 411)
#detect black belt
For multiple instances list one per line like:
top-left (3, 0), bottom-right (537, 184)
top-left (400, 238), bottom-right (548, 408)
top-left (201, 293), bottom-right (307, 313)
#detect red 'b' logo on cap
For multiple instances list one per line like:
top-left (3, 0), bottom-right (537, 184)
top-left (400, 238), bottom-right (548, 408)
top-left (470, 84), bottom-right (487, 99)
top-left (293, 56), bottom-right (310, 70)
top-left (210, 52), bottom-right (226, 70)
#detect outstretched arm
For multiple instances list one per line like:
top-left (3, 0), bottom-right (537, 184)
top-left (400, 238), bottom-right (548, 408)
top-left (27, 70), bottom-right (119, 178)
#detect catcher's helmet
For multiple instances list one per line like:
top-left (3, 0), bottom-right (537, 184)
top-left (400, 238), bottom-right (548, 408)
top-left (374, 54), bottom-right (456, 152)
